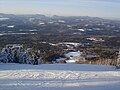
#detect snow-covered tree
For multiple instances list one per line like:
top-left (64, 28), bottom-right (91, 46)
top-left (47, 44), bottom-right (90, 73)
top-left (0, 48), bottom-right (8, 63)
top-left (117, 50), bottom-right (120, 67)
top-left (24, 48), bottom-right (42, 65)
top-left (0, 44), bottom-right (43, 65)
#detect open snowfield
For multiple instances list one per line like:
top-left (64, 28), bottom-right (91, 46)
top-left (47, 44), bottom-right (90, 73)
top-left (0, 63), bottom-right (120, 90)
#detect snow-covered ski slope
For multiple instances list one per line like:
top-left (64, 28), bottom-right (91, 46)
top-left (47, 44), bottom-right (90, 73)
top-left (0, 63), bottom-right (120, 90)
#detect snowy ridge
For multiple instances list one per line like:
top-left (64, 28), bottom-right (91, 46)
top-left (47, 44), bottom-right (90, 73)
top-left (0, 64), bottom-right (120, 90)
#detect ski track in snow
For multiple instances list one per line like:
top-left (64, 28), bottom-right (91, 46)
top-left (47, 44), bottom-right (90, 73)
top-left (0, 63), bottom-right (120, 90)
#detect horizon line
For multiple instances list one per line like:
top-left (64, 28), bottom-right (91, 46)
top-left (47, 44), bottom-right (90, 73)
top-left (0, 13), bottom-right (120, 20)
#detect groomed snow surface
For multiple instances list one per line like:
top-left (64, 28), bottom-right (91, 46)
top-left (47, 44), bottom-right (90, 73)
top-left (0, 63), bottom-right (120, 90)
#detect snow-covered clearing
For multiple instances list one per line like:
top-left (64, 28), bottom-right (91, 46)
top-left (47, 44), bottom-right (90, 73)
top-left (65, 51), bottom-right (84, 63)
top-left (0, 63), bottom-right (120, 90)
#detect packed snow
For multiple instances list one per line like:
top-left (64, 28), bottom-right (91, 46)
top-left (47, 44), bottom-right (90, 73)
top-left (0, 63), bottom-right (120, 90)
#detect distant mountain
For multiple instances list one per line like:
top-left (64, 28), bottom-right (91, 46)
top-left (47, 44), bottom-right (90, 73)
top-left (0, 13), bottom-right (16, 18)
top-left (0, 13), bottom-right (120, 36)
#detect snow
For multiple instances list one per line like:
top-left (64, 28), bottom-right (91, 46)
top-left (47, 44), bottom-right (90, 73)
top-left (48, 21), bottom-right (57, 24)
top-left (65, 51), bottom-right (85, 63)
top-left (0, 34), bottom-right (4, 36)
top-left (48, 21), bottom-right (54, 24)
top-left (73, 33), bottom-right (82, 35)
top-left (39, 23), bottom-right (45, 25)
top-left (0, 33), bottom-right (37, 36)
top-left (87, 38), bottom-right (104, 42)
top-left (0, 63), bottom-right (119, 90)
top-left (56, 58), bottom-right (66, 62)
top-left (87, 29), bottom-right (93, 31)
top-left (78, 29), bottom-right (85, 32)
top-left (0, 18), bottom-right (9, 21)
top-left (29, 29), bottom-right (38, 32)
top-left (6, 44), bottom-right (23, 49)
top-left (58, 42), bottom-right (81, 47)
top-left (49, 43), bottom-right (56, 46)
top-left (86, 55), bottom-right (98, 58)
top-left (67, 25), bottom-right (72, 28)
top-left (58, 20), bottom-right (65, 23)
top-left (7, 25), bottom-right (15, 28)
top-left (47, 42), bottom-right (81, 48)
top-left (39, 42), bottom-right (47, 44)
top-left (65, 51), bottom-right (81, 57)
top-left (2, 33), bottom-right (37, 35)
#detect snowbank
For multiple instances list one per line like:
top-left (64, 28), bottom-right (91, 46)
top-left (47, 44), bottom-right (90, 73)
top-left (0, 63), bottom-right (120, 90)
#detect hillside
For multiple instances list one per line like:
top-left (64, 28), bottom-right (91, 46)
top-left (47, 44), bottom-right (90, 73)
top-left (0, 63), bottom-right (120, 90)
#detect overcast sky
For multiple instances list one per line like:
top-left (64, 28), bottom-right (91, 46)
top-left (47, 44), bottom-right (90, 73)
top-left (0, 0), bottom-right (120, 19)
